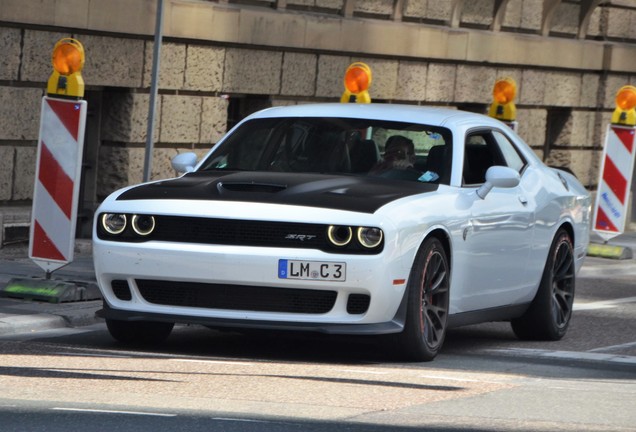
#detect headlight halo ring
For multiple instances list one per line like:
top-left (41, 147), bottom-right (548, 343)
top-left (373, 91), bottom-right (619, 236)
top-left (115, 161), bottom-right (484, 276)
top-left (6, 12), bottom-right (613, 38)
top-left (357, 226), bottom-right (384, 249)
top-left (101, 213), bottom-right (127, 235)
top-left (131, 214), bottom-right (156, 236)
top-left (327, 225), bottom-right (353, 247)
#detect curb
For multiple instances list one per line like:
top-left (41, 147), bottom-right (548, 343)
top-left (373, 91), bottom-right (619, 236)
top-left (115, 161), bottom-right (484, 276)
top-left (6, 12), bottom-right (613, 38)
top-left (0, 313), bottom-right (68, 336)
top-left (484, 348), bottom-right (636, 372)
top-left (0, 300), bottom-right (103, 337)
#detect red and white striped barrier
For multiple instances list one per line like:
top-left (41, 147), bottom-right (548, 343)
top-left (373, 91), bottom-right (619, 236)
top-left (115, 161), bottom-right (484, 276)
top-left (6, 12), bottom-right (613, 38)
top-left (592, 124), bottom-right (636, 241)
top-left (29, 96), bottom-right (86, 273)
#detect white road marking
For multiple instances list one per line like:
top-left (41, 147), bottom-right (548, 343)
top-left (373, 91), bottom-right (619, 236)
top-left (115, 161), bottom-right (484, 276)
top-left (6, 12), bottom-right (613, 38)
top-left (573, 296), bottom-right (636, 311)
top-left (213, 418), bottom-right (273, 423)
top-left (588, 341), bottom-right (636, 353)
top-left (170, 359), bottom-right (255, 366)
top-left (337, 370), bottom-right (499, 384)
top-left (418, 374), bottom-right (496, 383)
top-left (335, 369), bottom-right (389, 375)
top-left (53, 352), bottom-right (130, 359)
top-left (52, 407), bottom-right (177, 417)
top-left (487, 348), bottom-right (636, 366)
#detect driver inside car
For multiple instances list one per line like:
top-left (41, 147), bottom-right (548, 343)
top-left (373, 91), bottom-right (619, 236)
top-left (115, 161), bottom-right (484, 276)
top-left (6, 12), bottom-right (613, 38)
top-left (371, 135), bottom-right (421, 180)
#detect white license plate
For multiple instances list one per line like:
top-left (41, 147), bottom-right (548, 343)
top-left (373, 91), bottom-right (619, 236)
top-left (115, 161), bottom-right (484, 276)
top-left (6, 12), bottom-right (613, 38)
top-left (278, 259), bottom-right (346, 282)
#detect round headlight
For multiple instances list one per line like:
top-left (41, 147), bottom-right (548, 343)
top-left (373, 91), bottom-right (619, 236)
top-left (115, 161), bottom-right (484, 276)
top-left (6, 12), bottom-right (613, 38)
top-left (327, 225), bottom-right (353, 247)
top-left (357, 227), bottom-right (383, 249)
top-left (101, 213), bottom-right (127, 235)
top-left (131, 215), bottom-right (155, 236)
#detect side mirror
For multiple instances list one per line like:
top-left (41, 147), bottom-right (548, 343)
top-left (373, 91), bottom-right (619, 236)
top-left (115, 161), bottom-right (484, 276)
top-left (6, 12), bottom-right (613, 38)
top-left (171, 152), bottom-right (197, 174)
top-left (476, 166), bottom-right (520, 199)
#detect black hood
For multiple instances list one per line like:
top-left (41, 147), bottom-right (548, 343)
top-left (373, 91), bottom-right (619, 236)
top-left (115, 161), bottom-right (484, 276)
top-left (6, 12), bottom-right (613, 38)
top-left (117, 171), bottom-right (437, 214)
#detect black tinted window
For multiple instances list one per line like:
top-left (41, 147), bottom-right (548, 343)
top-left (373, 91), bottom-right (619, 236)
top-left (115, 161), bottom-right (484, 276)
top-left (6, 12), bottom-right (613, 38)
top-left (198, 117), bottom-right (453, 184)
top-left (463, 129), bottom-right (526, 185)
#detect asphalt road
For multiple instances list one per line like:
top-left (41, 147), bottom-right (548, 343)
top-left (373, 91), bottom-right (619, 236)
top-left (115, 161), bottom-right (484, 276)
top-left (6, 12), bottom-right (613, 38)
top-left (0, 240), bottom-right (634, 431)
top-left (0, 258), bottom-right (634, 432)
top-left (0, 325), bottom-right (634, 432)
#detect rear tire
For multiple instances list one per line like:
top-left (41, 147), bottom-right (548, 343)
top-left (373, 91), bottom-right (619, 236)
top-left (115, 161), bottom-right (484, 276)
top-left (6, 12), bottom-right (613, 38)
top-left (511, 228), bottom-right (575, 340)
top-left (106, 319), bottom-right (174, 345)
top-left (394, 237), bottom-right (450, 362)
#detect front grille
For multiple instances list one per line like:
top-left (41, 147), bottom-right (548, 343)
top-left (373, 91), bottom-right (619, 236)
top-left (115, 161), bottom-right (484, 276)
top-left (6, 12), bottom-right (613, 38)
top-left (111, 279), bottom-right (132, 300)
top-left (155, 217), bottom-right (327, 249)
top-left (136, 279), bottom-right (337, 314)
top-left (347, 294), bottom-right (370, 314)
top-left (97, 215), bottom-right (383, 255)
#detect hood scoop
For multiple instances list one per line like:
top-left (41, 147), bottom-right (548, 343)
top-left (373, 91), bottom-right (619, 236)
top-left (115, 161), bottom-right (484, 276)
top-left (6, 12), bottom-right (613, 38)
top-left (218, 181), bottom-right (287, 194)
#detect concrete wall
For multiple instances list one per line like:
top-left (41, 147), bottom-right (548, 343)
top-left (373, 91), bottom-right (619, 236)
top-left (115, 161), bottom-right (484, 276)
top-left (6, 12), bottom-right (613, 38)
top-left (1, 0), bottom-right (636, 204)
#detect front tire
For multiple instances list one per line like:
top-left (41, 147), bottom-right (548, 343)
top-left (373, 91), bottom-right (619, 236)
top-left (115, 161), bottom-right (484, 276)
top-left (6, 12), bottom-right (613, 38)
top-left (511, 228), bottom-right (575, 340)
top-left (395, 237), bottom-right (450, 361)
top-left (106, 319), bottom-right (174, 345)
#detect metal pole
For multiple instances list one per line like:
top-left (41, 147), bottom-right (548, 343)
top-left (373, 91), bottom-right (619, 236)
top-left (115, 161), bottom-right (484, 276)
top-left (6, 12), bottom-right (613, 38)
top-left (143, 0), bottom-right (164, 182)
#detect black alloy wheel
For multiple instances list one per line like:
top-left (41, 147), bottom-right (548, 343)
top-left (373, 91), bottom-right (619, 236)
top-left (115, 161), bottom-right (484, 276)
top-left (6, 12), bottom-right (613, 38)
top-left (550, 233), bottom-right (576, 329)
top-left (396, 236), bottom-right (450, 361)
top-left (512, 228), bottom-right (575, 340)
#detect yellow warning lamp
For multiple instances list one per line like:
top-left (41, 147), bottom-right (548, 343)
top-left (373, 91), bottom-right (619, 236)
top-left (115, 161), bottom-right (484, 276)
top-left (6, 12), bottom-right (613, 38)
top-left (340, 62), bottom-right (372, 104)
top-left (47, 38), bottom-right (85, 98)
top-left (611, 85), bottom-right (636, 127)
top-left (488, 77), bottom-right (517, 122)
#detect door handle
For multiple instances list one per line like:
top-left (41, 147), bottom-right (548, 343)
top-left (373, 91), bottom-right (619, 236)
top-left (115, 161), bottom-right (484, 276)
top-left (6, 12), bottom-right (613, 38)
top-left (518, 196), bottom-right (528, 205)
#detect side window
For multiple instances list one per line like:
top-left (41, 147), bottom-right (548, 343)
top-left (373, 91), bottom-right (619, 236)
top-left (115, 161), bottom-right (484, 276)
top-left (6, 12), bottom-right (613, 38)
top-left (463, 130), bottom-right (527, 186)
top-left (463, 132), bottom-right (498, 185)
top-left (492, 131), bottom-right (526, 173)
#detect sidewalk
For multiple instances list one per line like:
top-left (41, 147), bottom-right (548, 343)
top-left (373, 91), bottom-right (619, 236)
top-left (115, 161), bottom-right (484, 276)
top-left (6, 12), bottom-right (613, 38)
top-left (0, 231), bottom-right (635, 338)
top-left (0, 240), bottom-right (102, 336)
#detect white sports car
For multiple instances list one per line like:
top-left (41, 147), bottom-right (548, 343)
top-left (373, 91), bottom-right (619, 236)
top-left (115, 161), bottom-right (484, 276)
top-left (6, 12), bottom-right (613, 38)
top-left (93, 103), bottom-right (590, 361)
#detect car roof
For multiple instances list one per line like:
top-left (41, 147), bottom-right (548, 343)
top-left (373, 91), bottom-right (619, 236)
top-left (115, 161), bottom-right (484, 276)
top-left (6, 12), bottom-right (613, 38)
top-left (238, 102), bottom-right (543, 178)
top-left (245, 103), bottom-right (505, 129)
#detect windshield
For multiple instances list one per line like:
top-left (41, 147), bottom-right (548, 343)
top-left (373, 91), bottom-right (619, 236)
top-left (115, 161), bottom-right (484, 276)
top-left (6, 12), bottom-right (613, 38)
top-left (198, 117), bottom-right (452, 184)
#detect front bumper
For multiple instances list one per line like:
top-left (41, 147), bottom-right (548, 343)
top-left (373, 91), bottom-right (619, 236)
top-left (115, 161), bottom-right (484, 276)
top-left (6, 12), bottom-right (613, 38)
top-left (93, 239), bottom-right (409, 334)
top-left (96, 302), bottom-right (406, 335)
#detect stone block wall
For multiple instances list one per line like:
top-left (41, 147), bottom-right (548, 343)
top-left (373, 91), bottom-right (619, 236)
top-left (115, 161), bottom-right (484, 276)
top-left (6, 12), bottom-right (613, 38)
top-left (395, 61), bottom-right (428, 101)
top-left (354, 0), bottom-right (393, 16)
top-left (99, 90), bottom-right (228, 195)
top-left (2, 0), bottom-right (636, 208)
top-left (461, 0), bottom-right (495, 26)
top-left (287, 0), bottom-right (343, 9)
top-left (0, 86), bottom-right (43, 201)
top-left (83, 35), bottom-right (146, 88)
top-left (517, 109), bottom-right (547, 149)
top-left (184, 46), bottom-right (225, 91)
top-left (0, 24), bottom-right (235, 200)
top-left (0, 147), bottom-right (14, 201)
top-left (223, 49), bottom-right (283, 94)
top-left (404, 1), bottom-right (453, 23)
top-left (281, 52), bottom-right (317, 96)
